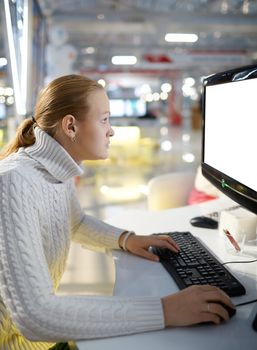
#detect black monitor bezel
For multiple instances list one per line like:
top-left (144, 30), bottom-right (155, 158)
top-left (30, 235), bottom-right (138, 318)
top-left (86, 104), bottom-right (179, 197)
top-left (202, 64), bottom-right (257, 215)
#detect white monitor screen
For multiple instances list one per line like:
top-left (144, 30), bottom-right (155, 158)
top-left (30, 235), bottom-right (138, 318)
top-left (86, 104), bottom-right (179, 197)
top-left (204, 78), bottom-right (257, 192)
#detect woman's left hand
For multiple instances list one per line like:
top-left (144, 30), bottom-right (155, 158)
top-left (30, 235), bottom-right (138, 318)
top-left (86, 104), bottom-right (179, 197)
top-left (124, 234), bottom-right (180, 261)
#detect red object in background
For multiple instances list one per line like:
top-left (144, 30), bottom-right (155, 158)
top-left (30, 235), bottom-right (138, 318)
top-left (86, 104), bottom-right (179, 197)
top-left (188, 188), bottom-right (217, 205)
top-left (143, 54), bottom-right (172, 63)
top-left (167, 86), bottom-right (183, 125)
top-left (170, 110), bottom-right (182, 125)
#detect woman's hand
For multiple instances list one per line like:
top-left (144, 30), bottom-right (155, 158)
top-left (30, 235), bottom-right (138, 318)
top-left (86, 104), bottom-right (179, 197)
top-left (161, 285), bottom-right (235, 327)
top-left (120, 233), bottom-right (180, 261)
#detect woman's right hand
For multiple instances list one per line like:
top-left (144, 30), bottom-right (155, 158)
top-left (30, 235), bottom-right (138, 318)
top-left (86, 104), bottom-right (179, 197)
top-left (161, 285), bottom-right (235, 327)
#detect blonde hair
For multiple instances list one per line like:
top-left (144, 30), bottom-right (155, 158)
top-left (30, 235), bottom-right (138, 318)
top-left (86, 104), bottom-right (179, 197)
top-left (0, 75), bottom-right (103, 159)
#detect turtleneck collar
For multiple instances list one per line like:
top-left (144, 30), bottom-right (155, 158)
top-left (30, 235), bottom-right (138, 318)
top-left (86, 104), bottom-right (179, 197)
top-left (24, 127), bottom-right (84, 182)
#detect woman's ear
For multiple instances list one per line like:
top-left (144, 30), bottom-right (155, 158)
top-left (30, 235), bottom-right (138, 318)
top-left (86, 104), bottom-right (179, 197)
top-left (61, 114), bottom-right (77, 140)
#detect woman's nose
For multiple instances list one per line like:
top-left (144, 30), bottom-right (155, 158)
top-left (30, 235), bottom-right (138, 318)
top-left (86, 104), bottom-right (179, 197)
top-left (109, 126), bottom-right (114, 137)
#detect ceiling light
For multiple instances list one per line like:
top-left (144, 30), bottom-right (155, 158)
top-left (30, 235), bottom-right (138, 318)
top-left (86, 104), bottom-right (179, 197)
top-left (6, 96), bottom-right (14, 105)
top-left (83, 46), bottom-right (95, 54)
top-left (97, 79), bottom-right (106, 87)
top-left (0, 57), bottom-right (8, 67)
top-left (4, 87), bottom-right (13, 96)
top-left (161, 83), bottom-right (172, 93)
top-left (183, 77), bottom-right (195, 87)
top-left (160, 92), bottom-right (168, 100)
top-left (111, 56), bottom-right (137, 65)
top-left (136, 84), bottom-right (151, 96)
top-left (182, 134), bottom-right (190, 142)
top-left (145, 93), bottom-right (153, 102)
top-left (161, 140), bottom-right (173, 151)
top-left (165, 33), bottom-right (198, 43)
top-left (152, 92), bottom-right (160, 101)
top-left (182, 153), bottom-right (195, 163)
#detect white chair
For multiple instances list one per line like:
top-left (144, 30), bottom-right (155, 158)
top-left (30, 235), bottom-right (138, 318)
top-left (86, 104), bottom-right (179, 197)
top-left (147, 171), bottom-right (195, 211)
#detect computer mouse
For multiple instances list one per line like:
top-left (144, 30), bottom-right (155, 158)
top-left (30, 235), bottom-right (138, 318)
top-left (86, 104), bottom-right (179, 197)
top-left (198, 302), bottom-right (236, 326)
top-left (217, 302), bottom-right (236, 319)
top-left (190, 216), bottom-right (218, 229)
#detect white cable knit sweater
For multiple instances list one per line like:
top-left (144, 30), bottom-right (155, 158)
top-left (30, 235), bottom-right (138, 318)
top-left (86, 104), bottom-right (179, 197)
top-left (0, 127), bottom-right (164, 349)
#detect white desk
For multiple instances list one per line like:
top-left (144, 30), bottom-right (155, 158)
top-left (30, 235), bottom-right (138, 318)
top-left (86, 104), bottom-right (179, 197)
top-left (76, 198), bottom-right (257, 350)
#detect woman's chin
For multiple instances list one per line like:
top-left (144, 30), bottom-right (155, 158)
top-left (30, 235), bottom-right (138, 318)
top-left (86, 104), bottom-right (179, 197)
top-left (96, 152), bottom-right (109, 160)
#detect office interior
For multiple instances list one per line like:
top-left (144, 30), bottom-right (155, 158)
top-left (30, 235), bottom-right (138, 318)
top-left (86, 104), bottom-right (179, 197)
top-left (0, 0), bottom-right (257, 296)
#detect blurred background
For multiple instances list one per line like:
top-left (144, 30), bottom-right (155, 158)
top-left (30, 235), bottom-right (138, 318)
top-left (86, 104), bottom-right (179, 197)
top-left (1, 0), bottom-right (257, 293)
top-left (1, 0), bottom-right (257, 217)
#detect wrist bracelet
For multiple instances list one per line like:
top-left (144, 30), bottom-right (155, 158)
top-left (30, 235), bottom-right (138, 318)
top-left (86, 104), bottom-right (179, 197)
top-left (122, 231), bottom-right (135, 251)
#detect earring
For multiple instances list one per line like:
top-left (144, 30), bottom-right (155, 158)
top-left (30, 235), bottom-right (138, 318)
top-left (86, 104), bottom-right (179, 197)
top-left (72, 136), bottom-right (76, 142)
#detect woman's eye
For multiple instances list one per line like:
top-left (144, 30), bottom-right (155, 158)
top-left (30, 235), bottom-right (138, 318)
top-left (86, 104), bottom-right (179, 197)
top-left (101, 117), bottom-right (108, 123)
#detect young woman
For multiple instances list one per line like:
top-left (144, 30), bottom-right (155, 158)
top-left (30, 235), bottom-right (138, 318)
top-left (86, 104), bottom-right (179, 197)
top-left (0, 75), bottom-right (235, 349)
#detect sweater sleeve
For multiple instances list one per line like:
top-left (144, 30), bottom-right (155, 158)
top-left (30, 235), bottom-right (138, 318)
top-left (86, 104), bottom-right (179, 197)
top-left (0, 171), bottom-right (164, 342)
top-left (68, 180), bottom-right (125, 251)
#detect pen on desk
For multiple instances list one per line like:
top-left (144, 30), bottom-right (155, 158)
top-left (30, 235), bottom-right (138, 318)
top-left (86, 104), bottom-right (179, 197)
top-left (223, 229), bottom-right (241, 252)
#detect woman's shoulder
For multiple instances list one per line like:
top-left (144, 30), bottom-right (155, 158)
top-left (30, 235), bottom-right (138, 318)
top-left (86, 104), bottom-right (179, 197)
top-left (0, 151), bottom-right (39, 183)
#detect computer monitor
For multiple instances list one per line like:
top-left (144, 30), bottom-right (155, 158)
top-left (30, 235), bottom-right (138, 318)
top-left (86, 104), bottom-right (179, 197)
top-left (202, 64), bottom-right (257, 215)
top-left (202, 64), bottom-right (257, 332)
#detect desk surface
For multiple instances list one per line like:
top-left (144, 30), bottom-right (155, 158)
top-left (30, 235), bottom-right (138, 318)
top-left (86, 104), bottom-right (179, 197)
top-left (76, 198), bottom-right (257, 350)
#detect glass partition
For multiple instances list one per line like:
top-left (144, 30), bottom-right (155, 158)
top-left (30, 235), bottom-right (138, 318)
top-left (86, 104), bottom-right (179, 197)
top-left (4, 0), bottom-right (45, 117)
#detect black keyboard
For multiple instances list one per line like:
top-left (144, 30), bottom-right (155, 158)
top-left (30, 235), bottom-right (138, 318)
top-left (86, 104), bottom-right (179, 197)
top-left (152, 231), bottom-right (245, 297)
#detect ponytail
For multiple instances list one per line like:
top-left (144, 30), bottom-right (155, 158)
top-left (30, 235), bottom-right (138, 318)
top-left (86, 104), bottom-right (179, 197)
top-left (0, 118), bottom-right (36, 160)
